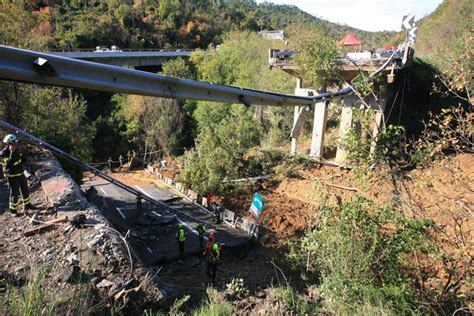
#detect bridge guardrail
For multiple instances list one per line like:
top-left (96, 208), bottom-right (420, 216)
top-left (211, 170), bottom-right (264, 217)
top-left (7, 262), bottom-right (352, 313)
top-left (47, 48), bottom-right (195, 53)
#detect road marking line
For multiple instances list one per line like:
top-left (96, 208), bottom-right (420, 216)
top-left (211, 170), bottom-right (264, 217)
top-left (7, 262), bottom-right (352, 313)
top-left (135, 185), bottom-right (201, 237)
top-left (99, 187), bottom-right (108, 196)
top-left (134, 185), bottom-right (152, 198)
top-left (115, 207), bottom-right (127, 220)
top-left (151, 210), bottom-right (162, 217)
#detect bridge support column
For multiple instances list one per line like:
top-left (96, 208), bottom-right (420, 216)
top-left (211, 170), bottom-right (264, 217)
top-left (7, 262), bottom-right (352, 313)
top-left (370, 110), bottom-right (384, 156)
top-left (291, 78), bottom-right (304, 155)
top-left (291, 106), bottom-right (301, 155)
top-left (369, 96), bottom-right (386, 157)
top-left (335, 97), bottom-right (355, 162)
top-left (310, 100), bottom-right (328, 158)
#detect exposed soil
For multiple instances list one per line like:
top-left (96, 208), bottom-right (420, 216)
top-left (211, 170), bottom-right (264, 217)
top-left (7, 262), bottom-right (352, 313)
top-left (122, 153), bottom-right (472, 310)
top-left (221, 154), bottom-right (473, 238)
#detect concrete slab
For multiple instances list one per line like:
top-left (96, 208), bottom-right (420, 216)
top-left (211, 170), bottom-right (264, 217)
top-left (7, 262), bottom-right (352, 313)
top-left (82, 178), bottom-right (251, 266)
top-left (34, 159), bottom-right (89, 212)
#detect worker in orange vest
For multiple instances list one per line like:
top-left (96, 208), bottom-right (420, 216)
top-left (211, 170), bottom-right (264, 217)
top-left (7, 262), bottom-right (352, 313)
top-left (204, 232), bottom-right (221, 284)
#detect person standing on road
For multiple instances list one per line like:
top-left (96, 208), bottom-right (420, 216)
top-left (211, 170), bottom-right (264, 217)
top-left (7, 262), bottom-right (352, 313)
top-left (213, 203), bottom-right (223, 224)
top-left (119, 154), bottom-right (124, 168)
top-left (107, 156), bottom-right (113, 172)
top-left (197, 222), bottom-right (206, 249)
top-left (1, 134), bottom-right (33, 216)
top-left (127, 151), bottom-right (132, 164)
top-left (204, 232), bottom-right (221, 284)
top-left (207, 242), bottom-right (221, 285)
top-left (176, 224), bottom-right (187, 260)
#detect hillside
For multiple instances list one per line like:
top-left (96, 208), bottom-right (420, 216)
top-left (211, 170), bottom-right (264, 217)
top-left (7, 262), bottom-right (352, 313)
top-left (1, 0), bottom-right (472, 314)
top-left (416, 0), bottom-right (472, 57)
top-left (16, 0), bottom-right (393, 50)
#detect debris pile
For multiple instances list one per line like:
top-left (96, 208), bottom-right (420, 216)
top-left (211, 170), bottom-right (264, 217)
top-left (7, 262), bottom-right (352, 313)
top-left (0, 149), bottom-right (162, 313)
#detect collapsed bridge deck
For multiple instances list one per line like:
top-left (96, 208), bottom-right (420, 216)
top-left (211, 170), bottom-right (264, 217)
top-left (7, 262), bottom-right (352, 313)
top-left (82, 176), bottom-right (251, 266)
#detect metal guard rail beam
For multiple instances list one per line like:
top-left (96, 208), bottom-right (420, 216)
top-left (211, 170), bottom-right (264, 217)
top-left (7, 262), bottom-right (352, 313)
top-left (0, 45), bottom-right (396, 107)
top-left (0, 120), bottom-right (208, 224)
top-left (48, 48), bottom-right (195, 53)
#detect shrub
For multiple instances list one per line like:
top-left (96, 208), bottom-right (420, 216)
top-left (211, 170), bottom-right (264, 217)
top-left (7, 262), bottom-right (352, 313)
top-left (193, 288), bottom-right (235, 316)
top-left (410, 106), bottom-right (473, 165)
top-left (1, 267), bottom-right (58, 316)
top-left (1, 265), bottom-right (93, 315)
top-left (273, 286), bottom-right (319, 314)
top-left (288, 197), bottom-right (434, 313)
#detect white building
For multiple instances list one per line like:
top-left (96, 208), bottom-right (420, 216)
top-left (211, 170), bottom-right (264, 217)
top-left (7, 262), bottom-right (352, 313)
top-left (258, 30), bottom-right (285, 40)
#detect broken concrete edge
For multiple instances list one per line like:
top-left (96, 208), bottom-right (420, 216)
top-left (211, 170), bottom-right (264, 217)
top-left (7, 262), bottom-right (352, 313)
top-left (31, 154), bottom-right (139, 268)
top-left (33, 158), bottom-right (89, 212)
top-left (146, 165), bottom-right (264, 241)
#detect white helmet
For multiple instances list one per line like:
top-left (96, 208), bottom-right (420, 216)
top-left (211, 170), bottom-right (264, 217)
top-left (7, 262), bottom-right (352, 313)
top-left (3, 134), bottom-right (18, 144)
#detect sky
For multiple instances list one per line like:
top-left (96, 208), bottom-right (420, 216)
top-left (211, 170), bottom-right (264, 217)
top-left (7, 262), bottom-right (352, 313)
top-left (256, 0), bottom-right (444, 32)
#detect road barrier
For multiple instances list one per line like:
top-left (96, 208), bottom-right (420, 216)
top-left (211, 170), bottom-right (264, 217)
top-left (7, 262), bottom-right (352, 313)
top-left (146, 165), bottom-right (263, 240)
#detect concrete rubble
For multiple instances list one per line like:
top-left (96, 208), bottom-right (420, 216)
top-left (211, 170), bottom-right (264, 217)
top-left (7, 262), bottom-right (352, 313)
top-left (0, 149), bottom-right (163, 313)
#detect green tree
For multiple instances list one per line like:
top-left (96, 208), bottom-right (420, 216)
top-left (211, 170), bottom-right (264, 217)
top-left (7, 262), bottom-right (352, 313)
top-left (162, 57), bottom-right (194, 79)
top-left (292, 30), bottom-right (341, 89)
top-left (112, 94), bottom-right (185, 156)
top-left (416, 0), bottom-right (473, 97)
top-left (178, 103), bottom-right (260, 193)
top-left (25, 88), bottom-right (95, 161)
top-left (0, 0), bottom-right (52, 49)
top-left (191, 31), bottom-right (294, 91)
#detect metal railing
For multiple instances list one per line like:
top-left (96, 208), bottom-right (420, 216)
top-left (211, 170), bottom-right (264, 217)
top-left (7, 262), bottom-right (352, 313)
top-left (0, 45), bottom-right (397, 107)
top-left (47, 48), bottom-right (195, 53)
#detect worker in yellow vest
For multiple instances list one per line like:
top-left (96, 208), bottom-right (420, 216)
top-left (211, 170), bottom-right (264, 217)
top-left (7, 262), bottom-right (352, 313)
top-left (176, 224), bottom-right (187, 260)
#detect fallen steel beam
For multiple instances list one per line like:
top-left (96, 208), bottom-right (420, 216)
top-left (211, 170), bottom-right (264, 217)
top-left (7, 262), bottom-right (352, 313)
top-left (0, 45), bottom-right (316, 107)
top-left (0, 45), bottom-right (396, 107)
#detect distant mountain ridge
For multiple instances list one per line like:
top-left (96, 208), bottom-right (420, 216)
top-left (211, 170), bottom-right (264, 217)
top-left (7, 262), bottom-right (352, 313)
top-left (415, 0), bottom-right (472, 56)
top-left (24, 0), bottom-right (394, 50)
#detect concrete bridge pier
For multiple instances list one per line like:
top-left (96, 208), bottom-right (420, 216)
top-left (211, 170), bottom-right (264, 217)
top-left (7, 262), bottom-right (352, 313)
top-left (370, 106), bottom-right (386, 157)
top-left (291, 78), bottom-right (306, 155)
top-left (291, 78), bottom-right (331, 158)
top-left (289, 81), bottom-right (389, 162)
top-left (335, 96), bottom-right (356, 162)
top-left (290, 105), bottom-right (304, 154)
top-left (309, 100), bottom-right (328, 158)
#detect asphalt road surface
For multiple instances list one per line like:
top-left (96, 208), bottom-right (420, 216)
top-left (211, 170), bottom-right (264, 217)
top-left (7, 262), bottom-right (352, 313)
top-left (82, 177), bottom-right (250, 265)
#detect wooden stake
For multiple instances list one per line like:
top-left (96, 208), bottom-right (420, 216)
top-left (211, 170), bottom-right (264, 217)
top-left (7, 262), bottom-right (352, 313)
top-left (23, 216), bottom-right (68, 236)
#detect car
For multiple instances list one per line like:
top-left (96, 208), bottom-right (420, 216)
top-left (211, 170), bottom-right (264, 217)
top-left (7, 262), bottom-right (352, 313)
top-left (95, 46), bottom-right (110, 52)
top-left (110, 45), bottom-right (122, 52)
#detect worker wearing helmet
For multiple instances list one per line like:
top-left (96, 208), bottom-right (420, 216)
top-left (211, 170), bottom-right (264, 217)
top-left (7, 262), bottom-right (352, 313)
top-left (1, 134), bottom-right (33, 216)
top-left (204, 231), bottom-right (215, 256)
top-left (197, 222), bottom-right (206, 249)
top-left (176, 223), bottom-right (187, 260)
top-left (204, 231), bottom-right (221, 284)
